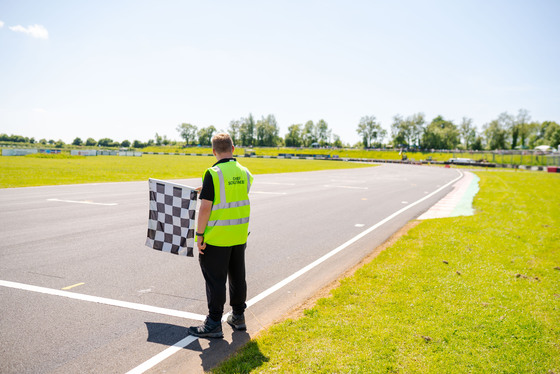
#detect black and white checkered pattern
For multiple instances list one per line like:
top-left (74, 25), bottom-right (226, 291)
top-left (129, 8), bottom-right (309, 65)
top-left (145, 178), bottom-right (198, 257)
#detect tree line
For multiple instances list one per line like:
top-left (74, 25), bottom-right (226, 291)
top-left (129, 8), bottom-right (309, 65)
top-left (177, 114), bottom-right (343, 148)
top-left (2, 109), bottom-right (558, 150)
top-left (359, 109), bottom-right (559, 150)
top-left (177, 110), bottom-right (559, 150)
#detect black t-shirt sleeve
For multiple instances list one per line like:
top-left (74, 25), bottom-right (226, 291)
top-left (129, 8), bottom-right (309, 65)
top-left (199, 170), bottom-right (215, 201)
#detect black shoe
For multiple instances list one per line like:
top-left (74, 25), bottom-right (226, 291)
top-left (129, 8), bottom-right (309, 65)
top-left (226, 313), bottom-right (246, 331)
top-left (188, 317), bottom-right (223, 338)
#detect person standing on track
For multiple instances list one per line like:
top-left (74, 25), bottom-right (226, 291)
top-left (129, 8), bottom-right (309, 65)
top-left (188, 133), bottom-right (253, 338)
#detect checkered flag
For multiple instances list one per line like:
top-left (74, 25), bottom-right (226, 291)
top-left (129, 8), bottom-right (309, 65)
top-left (145, 178), bottom-right (198, 257)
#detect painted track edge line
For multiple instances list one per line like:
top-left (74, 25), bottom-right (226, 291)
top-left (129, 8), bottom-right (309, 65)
top-left (125, 336), bottom-right (199, 374)
top-left (0, 280), bottom-right (206, 321)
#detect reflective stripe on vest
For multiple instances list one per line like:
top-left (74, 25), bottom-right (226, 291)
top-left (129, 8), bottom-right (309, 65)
top-left (208, 217), bottom-right (250, 226)
top-left (210, 166), bottom-right (251, 212)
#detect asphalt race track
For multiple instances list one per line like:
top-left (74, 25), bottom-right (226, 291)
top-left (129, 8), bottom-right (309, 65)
top-left (0, 163), bottom-right (462, 373)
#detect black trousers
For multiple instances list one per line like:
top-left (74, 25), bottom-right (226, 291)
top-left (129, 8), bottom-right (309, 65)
top-left (198, 243), bottom-right (247, 322)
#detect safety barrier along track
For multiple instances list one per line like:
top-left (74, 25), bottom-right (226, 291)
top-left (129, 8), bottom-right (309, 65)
top-left (142, 152), bottom-right (553, 171)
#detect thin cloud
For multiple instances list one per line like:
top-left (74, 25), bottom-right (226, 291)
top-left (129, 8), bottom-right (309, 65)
top-left (0, 21), bottom-right (5, 28)
top-left (9, 24), bottom-right (49, 39)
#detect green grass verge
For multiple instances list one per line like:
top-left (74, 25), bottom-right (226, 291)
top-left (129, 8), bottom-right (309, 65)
top-left (214, 171), bottom-right (560, 373)
top-left (0, 154), bottom-right (373, 188)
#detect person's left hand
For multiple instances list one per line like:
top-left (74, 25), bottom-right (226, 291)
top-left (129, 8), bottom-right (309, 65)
top-left (197, 235), bottom-right (206, 254)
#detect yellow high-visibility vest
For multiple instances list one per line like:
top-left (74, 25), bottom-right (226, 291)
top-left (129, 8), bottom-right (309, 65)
top-left (203, 160), bottom-right (253, 246)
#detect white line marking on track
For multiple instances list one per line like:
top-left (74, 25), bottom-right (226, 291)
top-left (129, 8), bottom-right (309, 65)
top-left (125, 336), bottom-right (199, 374)
top-left (250, 191), bottom-right (287, 195)
top-left (126, 170), bottom-right (464, 374)
top-left (0, 280), bottom-right (206, 321)
top-left (47, 198), bottom-right (118, 206)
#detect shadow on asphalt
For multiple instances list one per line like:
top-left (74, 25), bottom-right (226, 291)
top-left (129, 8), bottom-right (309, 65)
top-left (145, 322), bottom-right (189, 346)
top-left (145, 322), bottom-right (268, 371)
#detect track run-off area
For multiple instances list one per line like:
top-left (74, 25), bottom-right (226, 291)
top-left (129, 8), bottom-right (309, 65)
top-left (0, 164), bottom-right (466, 373)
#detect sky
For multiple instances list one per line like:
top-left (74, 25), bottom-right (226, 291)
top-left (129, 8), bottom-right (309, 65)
top-left (1, 0), bottom-right (559, 145)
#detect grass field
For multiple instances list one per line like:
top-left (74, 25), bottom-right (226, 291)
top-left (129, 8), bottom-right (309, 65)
top-left (214, 171), bottom-right (560, 373)
top-left (0, 154), bottom-right (373, 188)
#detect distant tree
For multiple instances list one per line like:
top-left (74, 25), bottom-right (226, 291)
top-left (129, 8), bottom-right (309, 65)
top-left (228, 120), bottom-right (241, 146)
top-left (197, 126), bottom-right (216, 146)
top-left (239, 114), bottom-right (255, 146)
top-left (132, 140), bottom-right (146, 148)
top-left (285, 124), bottom-right (303, 147)
top-left (481, 112), bottom-right (522, 150)
top-left (302, 120), bottom-right (317, 147)
top-left (255, 114), bottom-right (280, 146)
top-left (267, 114), bottom-right (281, 146)
top-left (48, 139), bottom-right (55, 145)
top-left (357, 115), bottom-right (385, 148)
top-left (85, 138), bottom-right (97, 146)
top-left (459, 117), bottom-right (476, 150)
top-left (497, 112), bottom-right (516, 149)
top-left (55, 139), bottom-right (65, 148)
top-left (527, 122), bottom-right (542, 148)
top-left (176, 123), bottom-right (198, 146)
top-left (121, 139), bottom-right (131, 148)
top-left (471, 136), bottom-right (484, 151)
top-left (3, 134), bottom-right (26, 143)
top-left (29, 137), bottom-right (35, 144)
top-left (391, 115), bottom-right (407, 147)
top-left (72, 137), bottom-right (83, 146)
top-left (492, 112), bottom-right (515, 149)
top-left (162, 135), bottom-right (170, 146)
top-left (153, 133), bottom-right (162, 146)
top-left (543, 121), bottom-right (560, 148)
top-left (255, 118), bottom-right (266, 146)
top-left (422, 116), bottom-right (460, 150)
top-left (39, 138), bottom-right (47, 145)
top-left (483, 119), bottom-right (508, 150)
top-left (332, 134), bottom-right (343, 148)
top-left (409, 113), bottom-right (425, 147)
top-left (315, 119), bottom-right (331, 146)
top-left (98, 138), bottom-right (113, 147)
top-left (390, 113), bottom-right (425, 148)
top-left (511, 109), bottom-right (531, 149)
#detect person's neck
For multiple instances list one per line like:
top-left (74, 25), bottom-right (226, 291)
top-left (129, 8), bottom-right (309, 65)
top-left (215, 153), bottom-right (233, 161)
